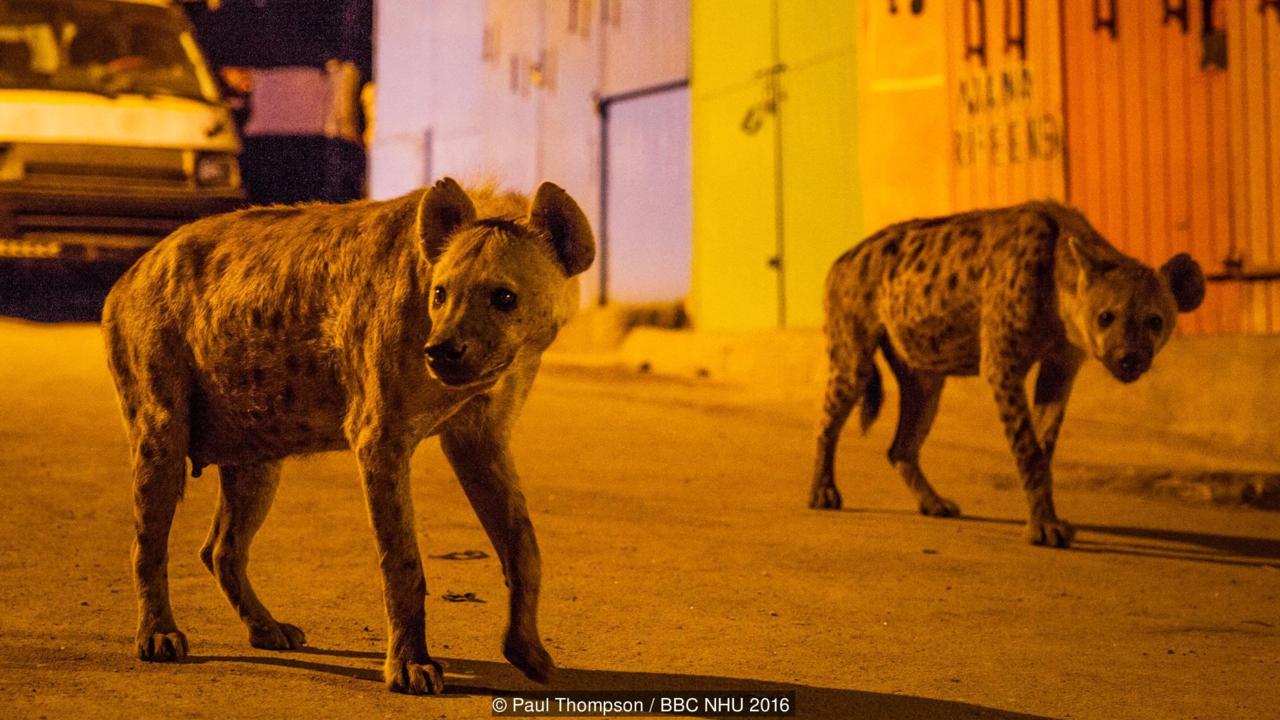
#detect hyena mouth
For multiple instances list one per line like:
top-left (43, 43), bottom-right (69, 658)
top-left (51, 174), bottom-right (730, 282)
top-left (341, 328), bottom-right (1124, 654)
top-left (1112, 368), bottom-right (1144, 384)
top-left (427, 359), bottom-right (515, 388)
top-left (1108, 351), bottom-right (1151, 384)
top-left (1108, 361), bottom-right (1148, 384)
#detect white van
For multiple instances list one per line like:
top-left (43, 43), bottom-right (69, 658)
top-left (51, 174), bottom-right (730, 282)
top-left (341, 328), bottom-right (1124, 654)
top-left (0, 0), bottom-right (241, 269)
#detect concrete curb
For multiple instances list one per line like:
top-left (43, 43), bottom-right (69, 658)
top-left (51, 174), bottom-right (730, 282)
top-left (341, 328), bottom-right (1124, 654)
top-left (550, 325), bottom-right (1280, 459)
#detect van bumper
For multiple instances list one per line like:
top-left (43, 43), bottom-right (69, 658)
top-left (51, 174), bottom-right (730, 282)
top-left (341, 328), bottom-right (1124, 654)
top-left (0, 184), bottom-right (245, 263)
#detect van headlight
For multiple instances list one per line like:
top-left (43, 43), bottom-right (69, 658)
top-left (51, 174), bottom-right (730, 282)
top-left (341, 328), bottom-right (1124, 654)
top-left (195, 153), bottom-right (240, 188)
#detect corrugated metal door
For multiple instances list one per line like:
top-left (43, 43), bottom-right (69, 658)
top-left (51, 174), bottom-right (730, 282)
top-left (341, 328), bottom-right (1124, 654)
top-left (1226, 1), bottom-right (1280, 334)
top-left (604, 87), bottom-right (692, 304)
top-left (1063, 0), bottom-right (1280, 335)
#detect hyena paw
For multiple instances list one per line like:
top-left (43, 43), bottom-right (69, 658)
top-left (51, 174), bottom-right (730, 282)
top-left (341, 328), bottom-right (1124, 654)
top-left (809, 484), bottom-right (842, 510)
top-left (248, 620), bottom-right (306, 651)
top-left (136, 628), bottom-right (189, 662)
top-left (919, 495), bottom-right (961, 518)
top-left (1026, 517), bottom-right (1075, 548)
top-left (385, 657), bottom-right (445, 695)
top-left (504, 634), bottom-right (556, 684)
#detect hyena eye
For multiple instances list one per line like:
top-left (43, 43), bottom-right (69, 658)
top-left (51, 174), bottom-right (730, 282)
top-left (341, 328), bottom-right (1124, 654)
top-left (491, 288), bottom-right (518, 312)
top-left (1147, 315), bottom-right (1164, 333)
top-left (433, 286), bottom-right (446, 306)
top-left (1097, 310), bottom-right (1116, 329)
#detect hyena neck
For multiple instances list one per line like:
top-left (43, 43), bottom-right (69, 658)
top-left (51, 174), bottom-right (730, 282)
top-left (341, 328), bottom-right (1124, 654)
top-left (1051, 227), bottom-right (1097, 354)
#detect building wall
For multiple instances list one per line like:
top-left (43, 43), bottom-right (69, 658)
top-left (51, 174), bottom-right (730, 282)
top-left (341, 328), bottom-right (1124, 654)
top-left (369, 0), bottom-right (488, 199)
top-left (375, 1), bottom-right (1277, 335)
top-left (370, 0), bottom-right (690, 309)
top-left (856, 2), bottom-right (951, 231)
top-left (693, 0), bottom-right (1277, 335)
top-left (692, 0), bottom-right (1060, 332)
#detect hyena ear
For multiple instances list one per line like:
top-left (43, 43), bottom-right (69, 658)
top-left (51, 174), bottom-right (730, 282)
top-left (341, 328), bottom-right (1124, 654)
top-left (1066, 236), bottom-right (1117, 279)
top-left (1160, 252), bottom-right (1205, 313)
top-left (528, 182), bottom-right (595, 277)
top-left (416, 177), bottom-right (476, 263)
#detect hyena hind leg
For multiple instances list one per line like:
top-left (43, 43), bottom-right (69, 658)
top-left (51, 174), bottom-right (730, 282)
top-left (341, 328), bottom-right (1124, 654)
top-left (118, 378), bottom-right (193, 661)
top-left (200, 462), bottom-right (306, 650)
top-left (883, 353), bottom-right (960, 518)
top-left (129, 413), bottom-right (193, 662)
top-left (810, 346), bottom-right (879, 510)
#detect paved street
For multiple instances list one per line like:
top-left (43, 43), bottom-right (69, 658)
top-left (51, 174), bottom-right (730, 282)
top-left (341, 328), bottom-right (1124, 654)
top-left (0, 318), bottom-right (1277, 719)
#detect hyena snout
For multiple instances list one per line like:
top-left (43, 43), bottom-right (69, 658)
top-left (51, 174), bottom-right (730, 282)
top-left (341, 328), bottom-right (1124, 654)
top-left (1110, 347), bottom-right (1152, 383)
top-left (424, 338), bottom-right (476, 385)
top-left (425, 339), bottom-right (468, 364)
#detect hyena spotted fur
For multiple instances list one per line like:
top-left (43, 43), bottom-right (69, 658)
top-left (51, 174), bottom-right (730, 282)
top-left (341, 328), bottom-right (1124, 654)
top-left (102, 178), bottom-right (593, 694)
top-left (810, 201), bottom-right (1205, 548)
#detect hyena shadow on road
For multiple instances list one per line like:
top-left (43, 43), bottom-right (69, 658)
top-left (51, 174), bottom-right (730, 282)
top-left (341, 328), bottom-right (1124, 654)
top-left (944, 513), bottom-right (1280, 568)
top-left (990, 464), bottom-right (1280, 512)
top-left (192, 648), bottom-right (1051, 719)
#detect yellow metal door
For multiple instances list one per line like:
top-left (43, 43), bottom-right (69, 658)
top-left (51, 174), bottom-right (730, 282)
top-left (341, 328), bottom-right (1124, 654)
top-left (690, 0), bottom-right (779, 330)
top-left (776, 0), bottom-right (861, 329)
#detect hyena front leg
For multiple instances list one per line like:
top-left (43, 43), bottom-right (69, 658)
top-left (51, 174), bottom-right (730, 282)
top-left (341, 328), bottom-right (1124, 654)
top-left (981, 348), bottom-right (1074, 548)
top-left (1031, 346), bottom-right (1084, 460)
top-left (441, 397), bottom-right (554, 684)
top-left (200, 462), bottom-right (306, 651)
top-left (881, 345), bottom-right (958, 517)
top-left (352, 424), bottom-right (441, 695)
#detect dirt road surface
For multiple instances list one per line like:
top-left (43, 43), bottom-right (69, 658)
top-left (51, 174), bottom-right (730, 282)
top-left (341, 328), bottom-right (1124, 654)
top-left (1, 319), bottom-right (1277, 719)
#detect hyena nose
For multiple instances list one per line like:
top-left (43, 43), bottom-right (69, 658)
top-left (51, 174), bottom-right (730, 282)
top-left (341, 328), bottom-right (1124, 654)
top-left (425, 341), bottom-right (467, 363)
top-left (1118, 352), bottom-right (1148, 375)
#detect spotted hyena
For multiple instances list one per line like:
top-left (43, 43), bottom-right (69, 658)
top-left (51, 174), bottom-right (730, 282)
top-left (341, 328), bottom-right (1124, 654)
top-left (810, 201), bottom-right (1204, 548)
top-left (102, 178), bottom-right (593, 694)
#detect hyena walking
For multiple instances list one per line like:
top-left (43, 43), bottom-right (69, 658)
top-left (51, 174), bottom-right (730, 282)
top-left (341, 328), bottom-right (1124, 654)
top-left (103, 178), bottom-right (593, 693)
top-left (810, 201), bottom-right (1204, 548)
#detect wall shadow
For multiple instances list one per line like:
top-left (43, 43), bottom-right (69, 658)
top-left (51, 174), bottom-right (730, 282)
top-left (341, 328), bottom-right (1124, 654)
top-left (192, 647), bottom-right (1051, 719)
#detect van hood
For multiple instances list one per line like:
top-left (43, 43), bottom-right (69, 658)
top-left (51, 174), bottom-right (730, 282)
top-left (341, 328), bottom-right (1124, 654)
top-left (0, 89), bottom-right (239, 153)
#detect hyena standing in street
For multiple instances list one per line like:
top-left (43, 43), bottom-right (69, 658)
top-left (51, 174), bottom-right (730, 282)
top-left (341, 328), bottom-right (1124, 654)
top-left (810, 201), bottom-right (1204, 548)
top-left (102, 178), bottom-right (593, 694)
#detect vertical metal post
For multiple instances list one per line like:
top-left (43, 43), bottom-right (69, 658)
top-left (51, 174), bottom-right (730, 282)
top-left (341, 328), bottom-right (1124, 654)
top-left (596, 98), bottom-right (610, 306)
top-left (770, 0), bottom-right (787, 328)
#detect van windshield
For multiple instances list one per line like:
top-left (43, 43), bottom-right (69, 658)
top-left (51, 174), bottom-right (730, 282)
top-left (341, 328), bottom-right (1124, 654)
top-left (0, 0), bottom-right (218, 103)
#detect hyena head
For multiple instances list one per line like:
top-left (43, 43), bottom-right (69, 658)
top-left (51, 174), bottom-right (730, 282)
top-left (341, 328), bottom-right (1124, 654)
top-left (1066, 236), bottom-right (1205, 384)
top-left (414, 177), bottom-right (594, 387)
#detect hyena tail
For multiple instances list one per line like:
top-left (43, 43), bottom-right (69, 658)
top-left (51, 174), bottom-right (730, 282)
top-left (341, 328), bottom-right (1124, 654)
top-left (859, 361), bottom-right (883, 434)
